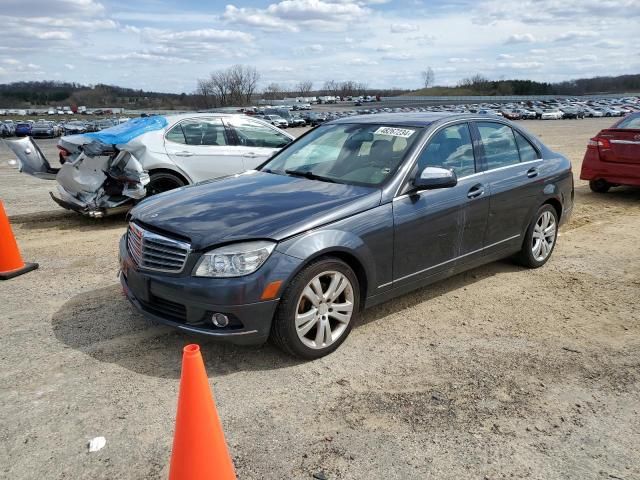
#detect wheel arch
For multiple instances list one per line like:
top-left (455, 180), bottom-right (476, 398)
top-left (276, 231), bottom-right (376, 309)
top-left (148, 167), bottom-right (190, 186)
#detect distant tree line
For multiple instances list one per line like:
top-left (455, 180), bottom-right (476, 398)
top-left (2, 69), bottom-right (639, 109)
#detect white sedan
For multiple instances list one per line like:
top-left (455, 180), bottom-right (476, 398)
top-left (6, 113), bottom-right (294, 216)
top-left (541, 109), bottom-right (563, 120)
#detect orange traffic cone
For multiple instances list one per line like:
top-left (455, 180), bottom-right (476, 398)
top-left (169, 344), bottom-right (236, 480)
top-left (0, 201), bottom-right (38, 280)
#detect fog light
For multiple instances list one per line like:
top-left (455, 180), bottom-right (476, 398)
top-left (211, 313), bottom-right (229, 328)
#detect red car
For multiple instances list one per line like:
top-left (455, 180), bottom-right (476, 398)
top-left (580, 112), bottom-right (640, 192)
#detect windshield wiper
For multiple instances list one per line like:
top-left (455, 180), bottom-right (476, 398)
top-left (285, 169), bottom-right (337, 183)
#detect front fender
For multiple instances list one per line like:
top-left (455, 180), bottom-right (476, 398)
top-left (276, 228), bottom-right (378, 297)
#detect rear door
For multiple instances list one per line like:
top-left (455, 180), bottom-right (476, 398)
top-left (164, 117), bottom-right (241, 182)
top-left (598, 114), bottom-right (640, 164)
top-left (223, 116), bottom-right (293, 168)
top-left (472, 121), bottom-right (543, 255)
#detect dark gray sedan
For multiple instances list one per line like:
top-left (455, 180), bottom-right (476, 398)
top-left (120, 113), bottom-right (573, 359)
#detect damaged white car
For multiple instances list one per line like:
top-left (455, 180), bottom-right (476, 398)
top-left (5, 113), bottom-right (293, 217)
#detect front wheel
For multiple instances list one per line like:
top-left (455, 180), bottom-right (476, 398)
top-left (270, 258), bottom-right (360, 359)
top-left (146, 171), bottom-right (186, 196)
top-left (516, 205), bottom-right (558, 268)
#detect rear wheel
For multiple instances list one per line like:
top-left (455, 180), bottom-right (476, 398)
top-left (516, 204), bottom-right (558, 268)
top-left (147, 171), bottom-right (186, 196)
top-left (589, 179), bottom-right (611, 193)
top-left (271, 258), bottom-right (359, 359)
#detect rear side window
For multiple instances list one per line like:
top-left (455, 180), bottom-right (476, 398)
top-left (616, 114), bottom-right (640, 129)
top-left (476, 122), bottom-right (520, 169)
top-left (514, 130), bottom-right (539, 162)
top-left (417, 123), bottom-right (476, 177)
top-left (166, 124), bottom-right (186, 144)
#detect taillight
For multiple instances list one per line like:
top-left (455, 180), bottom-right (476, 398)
top-left (588, 137), bottom-right (611, 149)
top-left (57, 145), bottom-right (71, 157)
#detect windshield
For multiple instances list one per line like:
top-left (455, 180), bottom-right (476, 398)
top-left (261, 123), bottom-right (422, 187)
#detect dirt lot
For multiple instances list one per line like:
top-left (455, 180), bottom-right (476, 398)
top-left (1, 119), bottom-right (639, 480)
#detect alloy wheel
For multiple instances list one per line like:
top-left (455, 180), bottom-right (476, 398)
top-left (295, 271), bottom-right (354, 350)
top-left (531, 210), bottom-right (556, 262)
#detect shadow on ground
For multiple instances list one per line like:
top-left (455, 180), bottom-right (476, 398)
top-left (51, 259), bottom-right (521, 378)
top-left (13, 209), bottom-right (127, 231)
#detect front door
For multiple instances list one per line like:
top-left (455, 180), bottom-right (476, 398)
top-left (393, 122), bottom-right (488, 284)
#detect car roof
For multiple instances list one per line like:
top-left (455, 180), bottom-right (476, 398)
top-left (328, 112), bottom-right (479, 127)
top-left (163, 112), bottom-right (244, 122)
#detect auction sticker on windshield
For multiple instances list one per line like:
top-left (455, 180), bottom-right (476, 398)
top-left (374, 126), bottom-right (415, 138)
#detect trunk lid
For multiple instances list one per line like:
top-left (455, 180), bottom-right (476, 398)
top-left (598, 128), bottom-right (640, 164)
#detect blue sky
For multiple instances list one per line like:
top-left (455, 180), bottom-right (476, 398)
top-left (1, 0), bottom-right (638, 93)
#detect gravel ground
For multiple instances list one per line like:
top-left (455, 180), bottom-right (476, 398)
top-left (0, 118), bottom-right (639, 480)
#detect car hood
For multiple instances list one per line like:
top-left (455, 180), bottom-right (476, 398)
top-left (130, 171), bottom-right (382, 250)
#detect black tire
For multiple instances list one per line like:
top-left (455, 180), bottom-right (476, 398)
top-left (516, 204), bottom-right (559, 269)
top-left (270, 257), bottom-right (360, 360)
top-left (147, 171), bottom-right (186, 196)
top-left (589, 179), bottom-right (611, 193)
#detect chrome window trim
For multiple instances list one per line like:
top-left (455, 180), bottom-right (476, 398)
top-left (610, 139), bottom-right (640, 145)
top-left (391, 159), bottom-right (543, 202)
top-left (378, 234), bottom-right (520, 288)
top-left (391, 116), bottom-right (540, 199)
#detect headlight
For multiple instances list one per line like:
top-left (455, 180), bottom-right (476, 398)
top-left (193, 241), bottom-right (276, 277)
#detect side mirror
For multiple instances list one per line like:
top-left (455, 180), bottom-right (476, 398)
top-left (413, 166), bottom-right (457, 190)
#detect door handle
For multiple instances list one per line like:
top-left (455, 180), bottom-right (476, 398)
top-left (243, 152), bottom-right (259, 158)
top-left (467, 183), bottom-right (485, 199)
top-left (174, 151), bottom-right (194, 157)
top-left (527, 167), bottom-right (538, 178)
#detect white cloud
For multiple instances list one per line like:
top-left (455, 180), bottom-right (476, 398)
top-left (382, 52), bottom-right (414, 60)
top-left (448, 57), bottom-right (470, 63)
top-left (497, 61), bottom-right (543, 70)
top-left (553, 30), bottom-right (597, 42)
top-left (348, 58), bottom-right (378, 65)
top-left (390, 23), bottom-right (419, 33)
top-left (505, 33), bottom-right (535, 44)
top-left (593, 39), bottom-right (624, 49)
top-left (223, 1), bottom-right (369, 32)
top-left (497, 53), bottom-right (513, 60)
top-left (64, 63), bottom-right (75, 70)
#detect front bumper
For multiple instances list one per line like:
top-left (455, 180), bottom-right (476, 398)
top-left (119, 235), bottom-right (286, 345)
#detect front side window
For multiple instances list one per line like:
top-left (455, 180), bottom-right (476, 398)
top-left (476, 122), bottom-right (520, 170)
top-left (262, 123), bottom-right (422, 187)
top-left (417, 123), bottom-right (475, 177)
top-left (226, 118), bottom-right (290, 148)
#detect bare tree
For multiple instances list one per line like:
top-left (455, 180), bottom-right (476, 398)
top-left (194, 65), bottom-right (261, 108)
top-left (323, 80), bottom-right (339, 96)
top-left (264, 82), bottom-right (283, 101)
top-left (296, 80), bottom-right (313, 97)
top-left (421, 67), bottom-right (435, 88)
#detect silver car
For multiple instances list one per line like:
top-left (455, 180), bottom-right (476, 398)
top-left (5, 113), bottom-right (294, 217)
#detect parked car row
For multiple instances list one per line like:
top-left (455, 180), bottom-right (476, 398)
top-left (0, 117), bottom-right (132, 137)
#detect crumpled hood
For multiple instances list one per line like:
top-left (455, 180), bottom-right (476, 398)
top-left (130, 171), bottom-right (381, 250)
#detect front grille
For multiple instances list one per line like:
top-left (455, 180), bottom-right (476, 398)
top-left (127, 222), bottom-right (190, 273)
